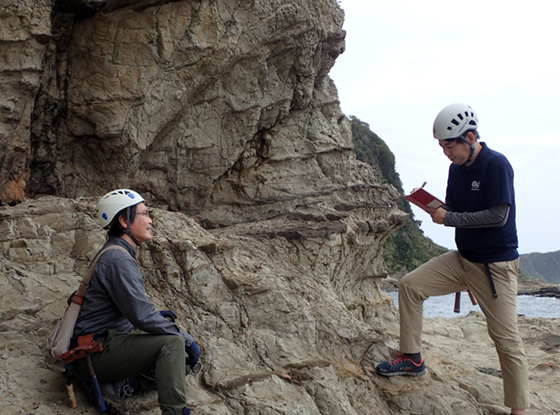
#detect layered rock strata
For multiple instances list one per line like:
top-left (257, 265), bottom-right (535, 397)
top-left (2, 1), bottom-right (558, 414)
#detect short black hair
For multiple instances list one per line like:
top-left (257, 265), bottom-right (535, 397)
top-left (449, 129), bottom-right (480, 144)
top-left (107, 205), bottom-right (139, 237)
top-left (463, 129), bottom-right (480, 140)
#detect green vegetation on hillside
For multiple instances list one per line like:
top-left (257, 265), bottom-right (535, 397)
top-left (350, 116), bottom-right (447, 275)
top-left (519, 250), bottom-right (560, 284)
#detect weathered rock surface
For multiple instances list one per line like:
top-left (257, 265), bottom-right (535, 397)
top-left (1, 1), bottom-right (559, 414)
top-left (3, 0), bottom-right (359, 229)
top-left (2, 197), bottom-right (560, 415)
top-left (0, 0), bottom-right (53, 205)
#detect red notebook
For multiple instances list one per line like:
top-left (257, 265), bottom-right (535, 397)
top-left (404, 187), bottom-right (444, 212)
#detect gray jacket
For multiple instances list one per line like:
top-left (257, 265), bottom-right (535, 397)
top-left (73, 237), bottom-right (194, 346)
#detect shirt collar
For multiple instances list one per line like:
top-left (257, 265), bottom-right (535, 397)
top-left (108, 236), bottom-right (137, 258)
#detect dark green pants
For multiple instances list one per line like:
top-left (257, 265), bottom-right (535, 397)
top-left (75, 331), bottom-right (187, 415)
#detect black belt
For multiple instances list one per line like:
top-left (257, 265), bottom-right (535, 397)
top-left (484, 263), bottom-right (498, 298)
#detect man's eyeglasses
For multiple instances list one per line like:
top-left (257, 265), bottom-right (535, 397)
top-left (137, 210), bottom-right (151, 218)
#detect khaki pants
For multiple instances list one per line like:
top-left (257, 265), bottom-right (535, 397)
top-left (398, 250), bottom-right (529, 409)
top-left (75, 331), bottom-right (187, 415)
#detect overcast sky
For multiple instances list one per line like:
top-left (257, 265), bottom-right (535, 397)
top-left (330, 0), bottom-right (560, 255)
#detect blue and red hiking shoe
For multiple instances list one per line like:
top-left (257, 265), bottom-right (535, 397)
top-left (376, 353), bottom-right (427, 377)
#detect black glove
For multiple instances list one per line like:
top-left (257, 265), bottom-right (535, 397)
top-left (159, 310), bottom-right (177, 322)
top-left (185, 341), bottom-right (201, 371)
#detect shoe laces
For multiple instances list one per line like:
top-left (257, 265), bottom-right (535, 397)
top-left (390, 353), bottom-right (413, 366)
top-left (114, 378), bottom-right (136, 399)
top-left (120, 382), bottom-right (134, 398)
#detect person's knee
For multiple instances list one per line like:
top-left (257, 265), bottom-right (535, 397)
top-left (164, 335), bottom-right (186, 356)
top-left (399, 272), bottom-right (416, 291)
top-left (152, 335), bottom-right (186, 364)
top-left (491, 334), bottom-right (525, 357)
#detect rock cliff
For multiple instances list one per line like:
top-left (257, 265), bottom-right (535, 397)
top-left (1, 1), bottom-right (559, 414)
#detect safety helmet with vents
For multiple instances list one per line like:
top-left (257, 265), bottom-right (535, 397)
top-left (97, 189), bottom-right (145, 229)
top-left (433, 103), bottom-right (479, 140)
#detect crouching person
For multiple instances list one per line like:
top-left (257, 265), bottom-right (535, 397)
top-left (72, 189), bottom-right (200, 415)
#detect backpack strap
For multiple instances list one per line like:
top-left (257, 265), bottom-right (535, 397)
top-left (71, 245), bottom-right (129, 305)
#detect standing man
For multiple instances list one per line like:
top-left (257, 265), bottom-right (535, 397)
top-left (72, 189), bottom-right (200, 415)
top-left (376, 104), bottom-right (529, 415)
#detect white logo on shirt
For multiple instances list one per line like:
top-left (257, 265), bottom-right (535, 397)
top-left (471, 180), bottom-right (480, 191)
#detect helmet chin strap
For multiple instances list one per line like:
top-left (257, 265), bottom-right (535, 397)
top-left (458, 134), bottom-right (475, 165)
top-left (125, 207), bottom-right (140, 247)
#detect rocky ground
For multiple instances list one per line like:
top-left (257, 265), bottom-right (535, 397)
top-left (375, 278), bottom-right (560, 414)
top-left (1, 196), bottom-right (558, 415)
top-left (2, 307), bottom-right (558, 415)
top-left (420, 312), bottom-right (560, 415)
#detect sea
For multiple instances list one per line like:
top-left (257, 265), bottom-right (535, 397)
top-left (385, 291), bottom-right (560, 319)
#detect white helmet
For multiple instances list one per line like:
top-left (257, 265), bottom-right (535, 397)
top-left (97, 189), bottom-right (145, 229)
top-left (433, 103), bottom-right (479, 140)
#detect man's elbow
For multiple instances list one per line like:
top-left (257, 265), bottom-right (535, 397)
top-left (491, 204), bottom-right (510, 227)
